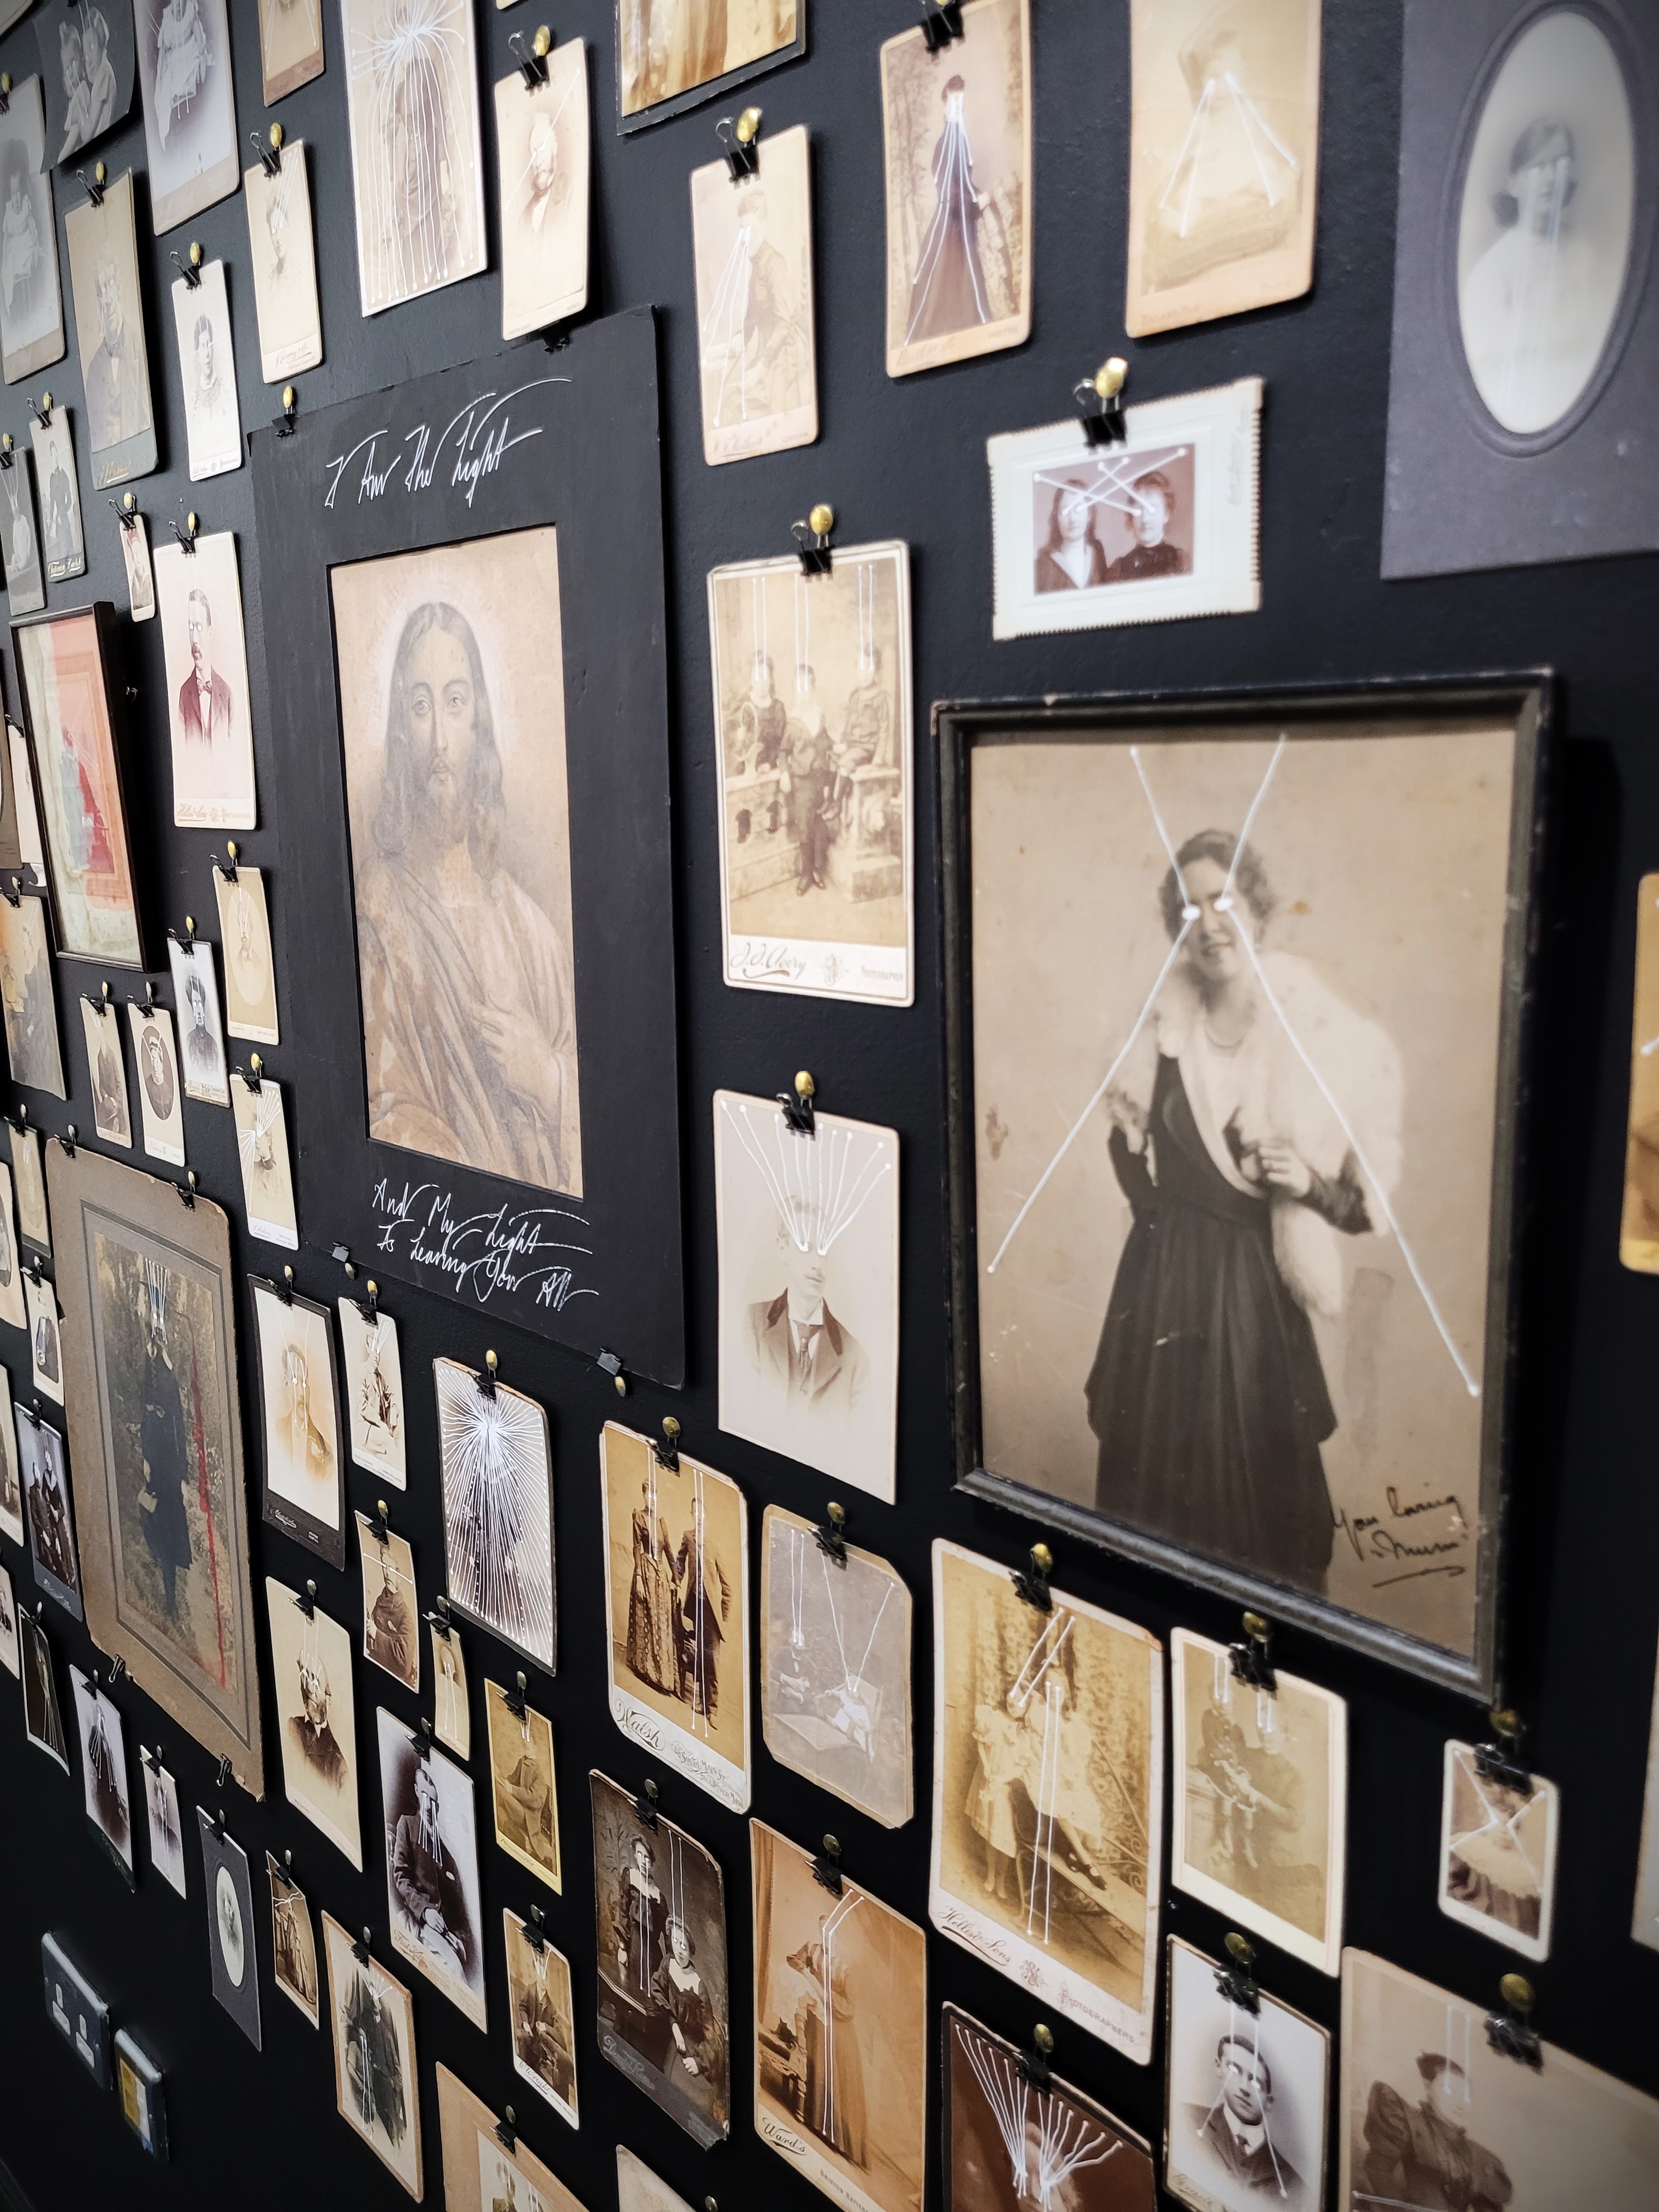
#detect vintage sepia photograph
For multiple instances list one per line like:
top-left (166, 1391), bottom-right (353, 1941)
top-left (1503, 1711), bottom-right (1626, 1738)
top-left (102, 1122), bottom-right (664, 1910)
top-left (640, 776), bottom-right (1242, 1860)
top-left (504, 1908), bottom-right (578, 2125)
top-left (128, 1001), bottom-right (185, 1166)
top-left (0, 893), bottom-right (63, 1096)
top-left (592, 1768), bottom-right (730, 2146)
top-left (432, 1616), bottom-right (468, 1757)
top-left (265, 1576), bottom-right (363, 1867)
top-left (378, 1706), bottom-right (488, 2032)
top-left (234, 1075), bottom-right (298, 1248)
top-left (0, 1167), bottom-right (26, 1333)
top-left (157, 533), bottom-right (257, 830)
top-left (1622, 872), bottom-right (1659, 1270)
top-left (11, 1121), bottom-right (49, 1252)
top-left (253, 1277), bottom-right (342, 1566)
top-left (258, 0), bottom-right (324, 105)
top-left (7, 720), bottom-right (45, 874)
top-left (168, 935), bottom-right (230, 1104)
top-left (1170, 1627), bottom-right (1346, 1974)
top-left (707, 541), bottom-right (912, 1005)
top-left (358, 1509), bottom-right (420, 1691)
top-left (484, 1673), bottom-right (562, 1891)
top-left (64, 169), bottom-right (156, 484)
top-left (29, 403), bottom-right (82, 579)
top-left (945, 2003), bottom-right (1157, 2211)
top-left (715, 1090), bottom-right (900, 1500)
top-left (881, 0), bottom-right (1031, 379)
top-left (26, 1267), bottom-right (62, 1403)
top-left (437, 2066), bottom-right (584, 2212)
top-left (1166, 1936), bottom-right (1328, 2212)
top-left (267, 1851), bottom-right (320, 2026)
top-left (322, 1913), bottom-right (423, 2200)
top-left (1437, 1739), bottom-right (1558, 1962)
top-left (752, 1819), bottom-right (927, 2212)
top-left (38, 0), bottom-right (136, 162)
top-left (0, 1370), bottom-right (19, 1543)
top-left (989, 380), bottom-right (1262, 639)
top-left (1637, 1632), bottom-right (1659, 1954)
top-left (760, 1503), bottom-right (913, 1830)
top-left (331, 531), bottom-right (582, 1196)
top-left (143, 1751), bottom-right (187, 1894)
top-left (435, 1355), bottom-right (557, 1673)
top-left (691, 123), bottom-right (816, 465)
top-left (243, 138), bottom-right (322, 380)
top-left (495, 40), bottom-right (589, 342)
top-left (199, 1812), bottom-right (262, 2049)
top-left (601, 1420), bottom-right (751, 1812)
top-left (0, 76), bottom-right (66, 385)
top-left (20, 1405), bottom-right (80, 1616)
top-left (2, 447), bottom-right (46, 612)
top-left (213, 862), bottom-right (279, 1042)
top-left (21, 1606), bottom-right (68, 1767)
top-left (120, 509), bottom-right (155, 619)
top-left (1341, 1949), bottom-right (1659, 2208)
top-left (136, 0), bottom-right (239, 234)
top-left (1125, 0), bottom-right (1322, 338)
top-left (0, 1561), bottom-right (16, 1675)
top-left (618, 2147), bottom-right (696, 2212)
top-left (338, 1295), bottom-right (406, 1483)
top-left (81, 996), bottom-right (132, 1147)
top-left (71, 1663), bottom-right (133, 1882)
top-left (931, 1542), bottom-right (1163, 2060)
top-left (171, 258), bottom-right (242, 479)
top-left (619, 0), bottom-right (802, 130)
top-left (340, 0), bottom-right (486, 315)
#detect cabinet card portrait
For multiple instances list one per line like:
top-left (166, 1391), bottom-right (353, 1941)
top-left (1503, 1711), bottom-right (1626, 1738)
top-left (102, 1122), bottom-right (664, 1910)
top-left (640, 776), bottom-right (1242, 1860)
top-left (0, 893), bottom-right (63, 1095)
top-left (1622, 871), bottom-right (1659, 1268)
top-left (340, 0), bottom-right (486, 316)
top-left (989, 379), bottom-right (1262, 640)
top-left (1125, 0), bottom-right (1321, 338)
top-left (1341, 1948), bottom-right (1659, 2209)
top-left (199, 1812), bottom-right (262, 2047)
top-left (235, 1076), bottom-right (298, 1248)
top-left (25, 1266), bottom-right (62, 1401)
top-left (618, 2147), bottom-right (696, 2212)
top-left (80, 995), bottom-right (131, 1147)
top-left (484, 1673), bottom-right (562, 1891)
top-left (128, 1003), bottom-right (184, 1166)
top-left (213, 863), bottom-right (279, 1041)
top-left (601, 1419), bottom-right (750, 1811)
top-left (930, 1541), bottom-right (1163, 2061)
top-left (436, 2064), bottom-right (585, 2212)
top-left (358, 1509), bottom-right (419, 1691)
top-left (1638, 1629), bottom-right (1659, 1952)
top-left (48, 1146), bottom-right (263, 1792)
top-left (942, 686), bottom-right (1547, 1696)
top-left (0, 1166), bottom-right (25, 1331)
top-left (120, 511), bottom-right (155, 619)
top-left (15, 606), bottom-right (143, 965)
top-left (11, 1122), bottom-right (48, 1253)
top-left (591, 1768), bottom-right (730, 2146)
top-left (760, 1503), bottom-right (912, 1829)
top-left (71, 1663), bottom-right (134, 1881)
top-left (0, 77), bottom-right (66, 385)
top-left (143, 1750), bottom-right (186, 1893)
top-left (0, 1367), bottom-right (19, 1541)
top-left (29, 403), bottom-right (82, 578)
top-left (259, 0), bottom-right (324, 105)
top-left (715, 1090), bottom-right (899, 1501)
top-left (244, 141), bottom-right (322, 381)
top-left (881, 0), bottom-right (1031, 378)
top-left (431, 1617), bottom-right (467, 1756)
top-left (1437, 1739), bottom-right (1558, 1961)
top-left (8, 721), bottom-right (43, 872)
top-left (21, 1605), bottom-right (68, 1766)
top-left (378, 1708), bottom-right (487, 2031)
top-left (136, 0), bottom-right (239, 234)
top-left (168, 936), bottom-right (230, 1104)
top-left (321, 1915), bottom-right (423, 2200)
top-left (0, 1560), bottom-right (16, 1674)
top-left (945, 2003), bottom-right (1156, 2211)
top-left (504, 1909), bottom-right (578, 2125)
top-left (266, 1576), bottom-right (362, 1866)
top-left (330, 531), bottom-right (581, 1199)
top-left (1, 448), bottom-right (47, 612)
top-left (253, 1276), bottom-right (343, 1566)
top-left (1166, 1936), bottom-right (1328, 2212)
top-left (708, 541), bottom-right (912, 1005)
top-left (1170, 1627), bottom-right (1346, 1974)
top-left (268, 1852), bottom-right (320, 2025)
top-left (64, 171), bottom-right (156, 485)
top-left (157, 534), bottom-right (257, 830)
top-left (38, 0), bottom-right (136, 164)
top-left (691, 123), bottom-right (815, 464)
top-left (619, 0), bottom-right (804, 132)
top-left (338, 1295), bottom-right (405, 1483)
top-left (495, 41), bottom-right (590, 342)
top-left (436, 1355), bottom-right (556, 1673)
top-left (752, 1819), bottom-right (927, 2212)
top-left (172, 259), bottom-right (242, 480)
top-left (20, 1403), bottom-right (78, 1613)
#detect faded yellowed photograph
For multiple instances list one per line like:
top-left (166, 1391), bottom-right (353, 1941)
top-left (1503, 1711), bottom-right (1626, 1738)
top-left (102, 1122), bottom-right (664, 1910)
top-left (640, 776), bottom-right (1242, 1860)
top-left (1436, 1739), bottom-right (1558, 1963)
top-left (213, 864), bottom-right (279, 1045)
top-left (691, 124), bottom-right (815, 465)
top-left (1621, 873), bottom-right (1659, 1269)
top-left (486, 1675), bottom-right (562, 1892)
top-left (620, 0), bottom-right (799, 122)
top-left (495, 41), bottom-right (589, 342)
top-left (244, 143), bottom-right (323, 383)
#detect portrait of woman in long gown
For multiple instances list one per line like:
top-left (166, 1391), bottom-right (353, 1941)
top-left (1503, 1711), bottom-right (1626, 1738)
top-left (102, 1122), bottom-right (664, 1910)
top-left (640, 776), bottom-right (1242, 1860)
top-left (626, 1476), bottom-right (680, 1695)
top-left (789, 1913), bottom-right (868, 2169)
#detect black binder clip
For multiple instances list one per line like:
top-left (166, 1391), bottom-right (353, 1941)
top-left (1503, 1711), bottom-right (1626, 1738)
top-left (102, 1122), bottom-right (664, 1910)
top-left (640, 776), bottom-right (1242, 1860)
top-left (274, 1266), bottom-right (295, 1308)
top-left (811, 1835), bottom-right (844, 1897)
top-left (414, 1717), bottom-right (433, 1762)
top-left (1, 876), bottom-right (20, 907)
top-left (652, 1417), bottom-right (681, 1474)
top-left (510, 24), bottom-right (551, 87)
top-left (251, 124), bottom-right (284, 179)
top-left (210, 1803), bottom-right (227, 1841)
top-left (1017, 2022), bottom-right (1054, 2091)
top-left (1075, 357), bottom-right (1128, 447)
top-left (477, 1348), bottom-right (499, 1400)
top-left (793, 504), bottom-right (834, 575)
top-left (0, 433), bottom-right (14, 471)
top-left (81, 979), bottom-right (111, 1013)
top-left (139, 1741), bottom-right (163, 1774)
top-left (169, 915), bottom-right (198, 948)
top-left (778, 1069), bottom-right (816, 1135)
top-left (76, 161), bottom-right (105, 208)
top-left (295, 1578), bottom-right (317, 1621)
top-left (357, 1278), bottom-right (381, 1323)
top-left (424, 1597), bottom-right (453, 1643)
top-left (112, 491), bottom-right (138, 530)
top-left (212, 840), bottom-right (237, 881)
top-left (131, 978), bottom-right (156, 1015)
top-left (28, 391), bottom-right (51, 430)
top-left (0, 75), bottom-right (10, 118)
top-left (919, 0), bottom-right (964, 50)
top-left (215, 1754), bottom-right (232, 1791)
top-left (635, 1777), bottom-right (660, 1831)
top-left (504, 1669), bottom-right (529, 1721)
top-left (352, 1926), bottom-right (373, 1965)
top-left (494, 2106), bottom-right (518, 2154)
top-left (716, 105), bottom-right (762, 180)
top-left (173, 507), bottom-right (199, 556)
top-left (234, 1053), bottom-right (263, 1093)
top-left (171, 242), bottom-right (204, 291)
top-left (1486, 1973), bottom-right (1542, 2069)
top-left (1012, 1543), bottom-right (1053, 1613)
top-left (373, 1499), bottom-right (392, 1548)
top-left (523, 1905), bottom-right (548, 1953)
top-left (274, 385), bottom-right (298, 438)
top-left (1215, 1932), bottom-right (1261, 2015)
top-left (100, 1655), bottom-right (127, 1689)
top-left (1475, 1709), bottom-right (1532, 1794)
top-left (1228, 1611), bottom-right (1277, 1695)
top-left (597, 1347), bottom-right (627, 1397)
top-left (175, 1169), bottom-right (198, 1209)
top-left (55, 1126), bottom-right (75, 1157)
top-left (815, 1501), bottom-right (848, 1567)
top-left (5, 1102), bottom-right (24, 1133)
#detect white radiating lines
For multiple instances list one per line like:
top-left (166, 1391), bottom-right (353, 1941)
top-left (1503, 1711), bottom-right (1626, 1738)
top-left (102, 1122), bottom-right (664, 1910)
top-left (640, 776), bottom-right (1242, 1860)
top-left (721, 1096), bottom-right (893, 1255)
top-left (1032, 448), bottom-right (1191, 528)
top-left (960, 2024), bottom-right (1122, 2207)
top-left (349, 0), bottom-right (469, 307)
top-left (902, 95), bottom-right (990, 347)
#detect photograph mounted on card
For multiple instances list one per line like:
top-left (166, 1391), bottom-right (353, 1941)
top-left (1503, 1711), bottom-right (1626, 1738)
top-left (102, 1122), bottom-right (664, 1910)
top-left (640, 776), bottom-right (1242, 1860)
top-left (173, 259), bottom-right (242, 480)
top-left (358, 1507), bottom-right (419, 1691)
top-left (81, 995), bottom-right (132, 1147)
top-left (882, 0), bottom-right (1031, 377)
top-left (436, 1356), bottom-right (556, 1672)
top-left (601, 1419), bottom-right (750, 1811)
top-left (235, 1076), bottom-right (298, 1247)
top-left (338, 1293), bottom-right (405, 1483)
top-left (244, 140), bottom-right (322, 381)
top-left (258, 0), bottom-right (324, 105)
top-left (10, 1124), bottom-right (48, 1254)
top-left (128, 1002), bottom-right (184, 1166)
top-left (71, 1663), bottom-right (134, 1882)
top-left (0, 1165), bottom-right (26, 1330)
top-left (1438, 1737), bottom-right (1558, 1961)
top-left (25, 1266), bottom-right (62, 1401)
top-left (708, 540), bottom-right (912, 1005)
top-left (158, 535), bottom-right (257, 830)
top-left (939, 681), bottom-right (1547, 1698)
top-left (48, 1142), bottom-right (264, 1793)
top-left (988, 379), bottom-right (1262, 640)
top-left (619, 0), bottom-right (804, 132)
top-left (486, 1674), bottom-right (562, 1889)
top-left (1166, 1936), bottom-right (1328, 2212)
top-left (0, 894), bottom-right (64, 1096)
top-left (168, 936), bottom-right (230, 1104)
top-left (437, 2064), bottom-right (584, 2212)
top-left (252, 1274), bottom-right (342, 1566)
top-left (432, 1615), bottom-right (467, 1756)
top-left (1638, 1634), bottom-right (1659, 1952)
top-left (199, 1813), bottom-right (262, 2048)
top-left (64, 171), bottom-right (156, 486)
top-left (213, 864), bottom-right (278, 1042)
top-left (136, 0), bottom-right (239, 234)
top-left (30, 404), bottom-right (82, 578)
top-left (0, 78), bottom-right (67, 385)
top-left (321, 1916), bottom-right (423, 2200)
top-left (504, 1910), bottom-right (578, 2125)
top-left (379, 1707), bottom-right (487, 2032)
top-left (0, 1371), bottom-right (20, 1543)
top-left (2, 448), bottom-right (47, 611)
top-left (21, 1607), bottom-right (68, 1766)
top-left (20, 1406), bottom-right (79, 1614)
top-left (496, 40), bottom-right (590, 342)
top-left (1621, 871), bottom-right (1659, 1269)
top-left (143, 1749), bottom-right (186, 1893)
top-left (0, 1562), bottom-right (17, 1675)
top-left (618, 2148), bottom-right (696, 2212)
top-left (691, 123), bottom-right (815, 464)
top-left (268, 1854), bottom-right (319, 2025)
top-left (266, 1576), bottom-right (362, 1865)
top-left (945, 2003), bottom-right (1156, 2210)
top-left (39, 1), bottom-right (136, 163)
top-left (119, 509), bottom-right (155, 618)
top-left (8, 719), bottom-right (43, 876)
top-left (715, 1089), bottom-right (899, 1500)
top-left (251, 322), bottom-right (683, 1380)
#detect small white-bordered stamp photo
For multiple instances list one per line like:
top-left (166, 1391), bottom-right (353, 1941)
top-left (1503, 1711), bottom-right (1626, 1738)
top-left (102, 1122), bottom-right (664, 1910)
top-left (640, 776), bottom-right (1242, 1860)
top-left (1437, 1736), bottom-right (1558, 1962)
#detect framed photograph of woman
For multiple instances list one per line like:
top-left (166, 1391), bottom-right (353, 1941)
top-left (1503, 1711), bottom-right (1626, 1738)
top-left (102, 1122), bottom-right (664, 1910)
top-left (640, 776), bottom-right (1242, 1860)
top-left (940, 680), bottom-right (1548, 1697)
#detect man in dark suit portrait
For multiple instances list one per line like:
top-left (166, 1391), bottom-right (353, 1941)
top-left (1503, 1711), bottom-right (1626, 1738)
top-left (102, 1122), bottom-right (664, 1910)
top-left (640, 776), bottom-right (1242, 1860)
top-left (1184, 2031), bottom-right (1302, 2199)
top-left (178, 588), bottom-right (234, 752)
top-left (286, 1654), bottom-right (349, 1794)
top-left (748, 1200), bottom-right (868, 1423)
top-left (392, 1757), bottom-right (471, 1972)
top-left (86, 258), bottom-right (150, 451)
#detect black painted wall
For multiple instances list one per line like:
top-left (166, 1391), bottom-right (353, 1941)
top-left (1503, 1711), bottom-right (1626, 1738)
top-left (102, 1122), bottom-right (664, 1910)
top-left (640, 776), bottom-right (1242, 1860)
top-left (0, 1), bottom-right (1651, 2207)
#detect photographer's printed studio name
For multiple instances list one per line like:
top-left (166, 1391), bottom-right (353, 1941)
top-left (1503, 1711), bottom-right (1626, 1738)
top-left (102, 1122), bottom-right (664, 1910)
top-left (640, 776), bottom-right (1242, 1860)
top-left (371, 1176), bottom-right (594, 1311)
top-left (324, 377), bottom-right (571, 512)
